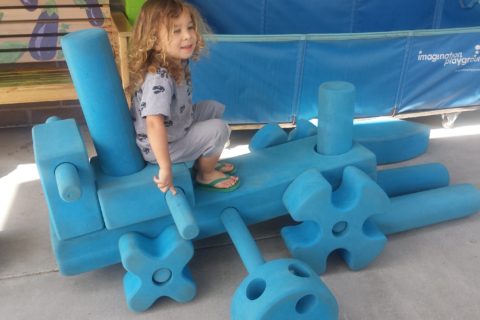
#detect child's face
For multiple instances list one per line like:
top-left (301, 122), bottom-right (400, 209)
top-left (161, 9), bottom-right (197, 63)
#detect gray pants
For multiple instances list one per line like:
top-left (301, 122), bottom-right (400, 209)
top-left (169, 100), bottom-right (231, 163)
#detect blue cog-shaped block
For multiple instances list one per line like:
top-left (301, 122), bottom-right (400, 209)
top-left (119, 225), bottom-right (196, 312)
top-left (282, 166), bottom-right (390, 274)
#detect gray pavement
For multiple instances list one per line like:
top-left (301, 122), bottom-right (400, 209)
top-left (1, 111), bottom-right (480, 319)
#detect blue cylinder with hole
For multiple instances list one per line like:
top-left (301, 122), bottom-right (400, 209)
top-left (231, 259), bottom-right (338, 320)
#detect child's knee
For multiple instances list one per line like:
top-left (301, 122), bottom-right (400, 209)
top-left (205, 100), bottom-right (225, 118)
top-left (208, 118), bottom-right (230, 145)
top-left (212, 100), bottom-right (225, 116)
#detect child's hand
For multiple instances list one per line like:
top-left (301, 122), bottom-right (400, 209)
top-left (153, 168), bottom-right (177, 195)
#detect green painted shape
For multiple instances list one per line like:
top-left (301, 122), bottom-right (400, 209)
top-left (0, 42), bottom-right (28, 63)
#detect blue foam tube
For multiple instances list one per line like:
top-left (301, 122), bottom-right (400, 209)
top-left (221, 208), bottom-right (265, 273)
top-left (61, 28), bottom-right (144, 177)
top-left (373, 184), bottom-right (480, 235)
top-left (317, 81), bottom-right (355, 155)
top-left (165, 189), bottom-right (199, 240)
top-left (55, 162), bottom-right (82, 202)
top-left (377, 163), bottom-right (450, 197)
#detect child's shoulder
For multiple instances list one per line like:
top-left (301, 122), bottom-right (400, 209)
top-left (144, 67), bottom-right (172, 84)
top-left (147, 67), bottom-right (170, 79)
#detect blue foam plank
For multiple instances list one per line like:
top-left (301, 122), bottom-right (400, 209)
top-left (94, 159), bottom-right (194, 230)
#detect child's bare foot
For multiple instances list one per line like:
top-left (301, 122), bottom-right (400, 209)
top-left (215, 162), bottom-right (236, 174)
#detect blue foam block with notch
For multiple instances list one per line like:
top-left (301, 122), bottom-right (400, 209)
top-left (33, 118), bottom-right (104, 240)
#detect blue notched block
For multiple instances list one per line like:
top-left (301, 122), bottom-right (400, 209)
top-left (33, 118), bottom-right (104, 240)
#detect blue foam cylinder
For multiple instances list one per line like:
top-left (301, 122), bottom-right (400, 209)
top-left (377, 163), bottom-right (450, 197)
top-left (373, 184), bottom-right (480, 235)
top-left (61, 28), bottom-right (144, 177)
top-left (221, 208), bottom-right (265, 273)
top-left (165, 189), bottom-right (199, 240)
top-left (317, 81), bottom-right (355, 155)
top-left (55, 162), bottom-right (82, 202)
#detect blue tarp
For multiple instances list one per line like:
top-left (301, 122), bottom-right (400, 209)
top-left (187, 0), bottom-right (480, 123)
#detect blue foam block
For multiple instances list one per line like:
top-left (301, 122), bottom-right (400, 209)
top-left (33, 118), bottom-right (104, 240)
top-left (51, 136), bottom-right (377, 276)
top-left (353, 118), bottom-right (431, 164)
top-left (94, 159), bottom-right (194, 230)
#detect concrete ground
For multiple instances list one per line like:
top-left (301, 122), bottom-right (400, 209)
top-left (1, 111), bottom-right (479, 320)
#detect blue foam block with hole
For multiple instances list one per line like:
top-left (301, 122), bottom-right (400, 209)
top-left (119, 225), bottom-right (196, 312)
top-left (232, 259), bottom-right (338, 320)
top-left (282, 166), bottom-right (390, 273)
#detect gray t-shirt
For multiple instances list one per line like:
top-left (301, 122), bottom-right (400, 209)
top-left (130, 68), bottom-right (194, 161)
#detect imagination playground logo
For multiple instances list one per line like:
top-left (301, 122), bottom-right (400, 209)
top-left (417, 45), bottom-right (480, 69)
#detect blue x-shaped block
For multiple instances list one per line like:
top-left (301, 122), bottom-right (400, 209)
top-left (119, 225), bottom-right (196, 312)
top-left (282, 166), bottom-right (390, 274)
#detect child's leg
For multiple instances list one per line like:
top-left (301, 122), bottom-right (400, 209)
top-left (169, 118), bottom-right (230, 162)
top-left (195, 153), bottom-right (238, 188)
top-left (192, 100), bottom-right (235, 173)
top-left (168, 118), bottom-right (238, 189)
top-left (192, 100), bottom-right (225, 122)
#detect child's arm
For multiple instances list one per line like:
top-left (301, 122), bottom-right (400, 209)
top-left (146, 114), bottom-right (177, 195)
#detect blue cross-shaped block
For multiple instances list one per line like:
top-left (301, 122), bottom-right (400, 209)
top-left (282, 166), bottom-right (390, 274)
top-left (119, 225), bottom-right (196, 312)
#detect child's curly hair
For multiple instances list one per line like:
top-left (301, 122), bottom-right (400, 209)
top-left (127, 0), bottom-right (209, 97)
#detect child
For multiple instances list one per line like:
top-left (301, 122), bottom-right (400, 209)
top-left (127, 0), bottom-right (239, 194)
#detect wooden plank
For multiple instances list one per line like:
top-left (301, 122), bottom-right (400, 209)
top-left (0, 36), bottom-right (60, 49)
top-left (0, 82), bottom-right (77, 104)
top-left (0, 48), bottom-right (64, 63)
top-left (0, 6), bottom-right (111, 22)
top-left (0, 68), bottom-right (72, 87)
top-left (0, 19), bottom-right (113, 36)
top-left (112, 12), bottom-right (132, 88)
top-left (0, 0), bottom-right (110, 7)
top-left (0, 28), bottom-right (118, 63)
